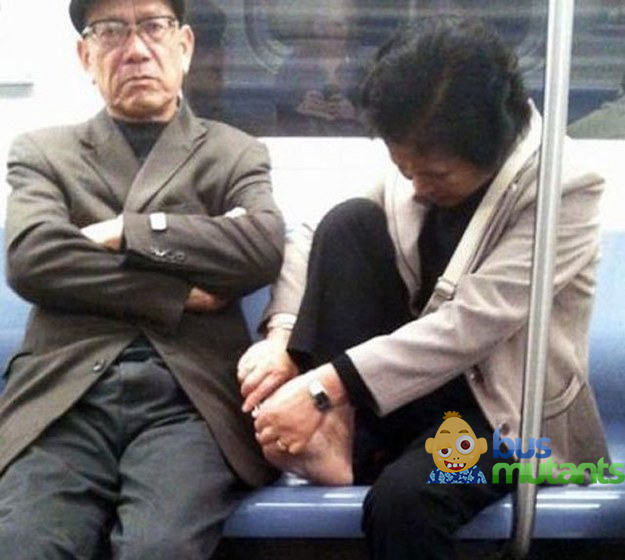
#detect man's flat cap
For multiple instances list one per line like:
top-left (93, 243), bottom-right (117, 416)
top-left (69, 0), bottom-right (187, 33)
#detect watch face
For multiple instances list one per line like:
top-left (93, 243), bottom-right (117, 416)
top-left (309, 380), bottom-right (332, 411)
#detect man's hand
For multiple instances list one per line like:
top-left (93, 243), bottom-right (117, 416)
top-left (184, 287), bottom-right (228, 313)
top-left (238, 328), bottom-right (299, 413)
top-left (325, 93), bottom-right (357, 121)
top-left (81, 215), bottom-right (124, 251)
top-left (296, 90), bottom-right (335, 120)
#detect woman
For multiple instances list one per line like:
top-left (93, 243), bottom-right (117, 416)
top-left (240, 16), bottom-right (608, 559)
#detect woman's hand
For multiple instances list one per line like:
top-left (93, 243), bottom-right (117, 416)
top-left (237, 329), bottom-right (299, 413)
top-left (254, 371), bottom-right (323, 453)
top-left (254, 364), bottom-right (348, 454)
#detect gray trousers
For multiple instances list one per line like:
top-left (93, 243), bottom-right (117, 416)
top-left (0, 349), bottom-right (243, 559)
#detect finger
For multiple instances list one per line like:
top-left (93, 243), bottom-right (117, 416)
top-left (240, 360), bottom-right (282, 400)
top-left (237, 340), bottom-right (272, 382)
top-left (263, 441), bottom-right (288, 456)
top-left (206, 293), bottom-right (228, 311)
top-left (237, 359), bottom-right (256, 383)
top-left (239, 365), bottom-right (268, 398)
top-left (253, 404), bottom-right (281, 432)
top-left (253, 412), bottom-right (268, 433)
top-left (255, 426), bottom-right (278, 446)
top-left (285, 438), bottom-right (308, 454)
top-left (242, 373), bottom-right (284, 413)
top-left (237, 348), bottom-right (261, 382)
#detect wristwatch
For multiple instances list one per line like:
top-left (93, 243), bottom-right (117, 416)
top-left (308, 379), bottom-right (332, 412)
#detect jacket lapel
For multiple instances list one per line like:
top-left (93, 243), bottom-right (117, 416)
top-left (384, 169), bottom-right (428, 302)
top-left (80, 109), bottom-right (141, 209)
top-left (124, 103), bottom-right (207, 212)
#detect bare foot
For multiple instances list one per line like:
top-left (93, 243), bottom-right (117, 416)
top-left (263, 405), bottom-right (355, 485)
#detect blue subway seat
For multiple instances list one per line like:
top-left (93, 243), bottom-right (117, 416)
top-left (1, 229), bottom-right (624, 541)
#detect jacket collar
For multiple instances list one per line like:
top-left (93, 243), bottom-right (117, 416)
top-left (80, 108), bottom-right (140, 207)
top-left (487, 100), bottom-right (542, 198)
top-left (79, 101), bottom-right (207, 211)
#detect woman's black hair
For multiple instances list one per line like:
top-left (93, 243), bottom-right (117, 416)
top-left (360, 16), bottom-right (531, 169)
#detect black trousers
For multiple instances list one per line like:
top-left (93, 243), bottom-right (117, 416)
top-left (288, 198), bottom-right (513, 560)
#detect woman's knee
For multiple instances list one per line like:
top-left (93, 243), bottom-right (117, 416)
top-left (316, 198), bottom-right (386, 239)
top-left (363, 464), bottom-right (432, 532)
top-left (362, 456), bottom-right (472, 537)
top-left (312, 198), bottom-right (395, 269)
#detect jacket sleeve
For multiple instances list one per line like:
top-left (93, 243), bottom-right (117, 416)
top-left (5, 132), bottom-right (190, 331)
top-left (345, 170), bottom-right (604, 416)
top-left (261, 176), bottom-right (386, 323)
top-left (122, 141), bottom-right (285, 298)
top-left (261, 223), bottom-right (313, 322)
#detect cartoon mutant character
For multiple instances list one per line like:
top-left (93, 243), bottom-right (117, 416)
top-left (425, 411), bottom-right (488, 483)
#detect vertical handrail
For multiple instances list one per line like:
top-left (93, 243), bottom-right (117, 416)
top-left (510, 1), bottom-right (576, 558)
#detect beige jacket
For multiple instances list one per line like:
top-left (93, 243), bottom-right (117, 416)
top-left (268, 107), bottom-right (609, 467)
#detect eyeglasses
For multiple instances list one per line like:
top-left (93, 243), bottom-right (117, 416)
top-left (82, 16), bottom-right (179, 50)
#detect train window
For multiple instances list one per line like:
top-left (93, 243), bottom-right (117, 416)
top-left (184, 0), bottom-right (625, 139)
top-left (568, 1), bottom-right (625, 139)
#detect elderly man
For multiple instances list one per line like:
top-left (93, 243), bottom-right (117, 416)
top-left (0, 0), bottom-right (283, 558)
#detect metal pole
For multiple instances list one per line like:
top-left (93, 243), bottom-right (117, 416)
top-left (510, 1), bottom-right (575, 558)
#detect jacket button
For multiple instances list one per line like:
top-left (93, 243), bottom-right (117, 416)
top-left (92, 360), bottom-right (106, 373)
top-left (173, 251), bottom-right (186, 262)
top-left (468, 369), bottom-right (482, 383)
top-left (499, 423), bottom-right (511, 436)
top-left (150, 247), bottom-right (168, 258)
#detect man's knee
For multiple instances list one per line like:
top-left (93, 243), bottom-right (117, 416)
top-left (0, 523), bottom-right (91, 559)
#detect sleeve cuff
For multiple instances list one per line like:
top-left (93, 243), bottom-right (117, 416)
top-left (266, 312), bottom-right (297, 331)
top-left (332, 353), bottom-right (376, 409)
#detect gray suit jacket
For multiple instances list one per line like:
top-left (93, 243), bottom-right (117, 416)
top-left (1, 103), bottom-right (284, 487)
top-left (268, 106), bottom-right (609, 469)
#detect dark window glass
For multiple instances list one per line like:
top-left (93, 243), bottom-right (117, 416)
top-left (184, 1), bottom-right (625, 138)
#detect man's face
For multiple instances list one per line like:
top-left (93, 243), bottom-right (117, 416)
top-left (386, 141), bottom-right (495, 208)
top-left (77, 0), bottom-right (194, 121)
top-left (425, 417), bottom-right (487, 473)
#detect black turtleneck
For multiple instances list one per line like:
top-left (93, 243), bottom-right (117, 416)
top-left (414, 183), bottom-right (489, 313)
top-left (114, 119), bottom-right (168, 164)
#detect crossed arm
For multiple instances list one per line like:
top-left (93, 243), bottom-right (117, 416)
top-left (5, 132), bottom-right (284, 331)
top-left (80, 213), bottom-right (231, 313)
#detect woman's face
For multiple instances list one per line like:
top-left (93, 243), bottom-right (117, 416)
top-left (386, 141), bottom-right (496, 208)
